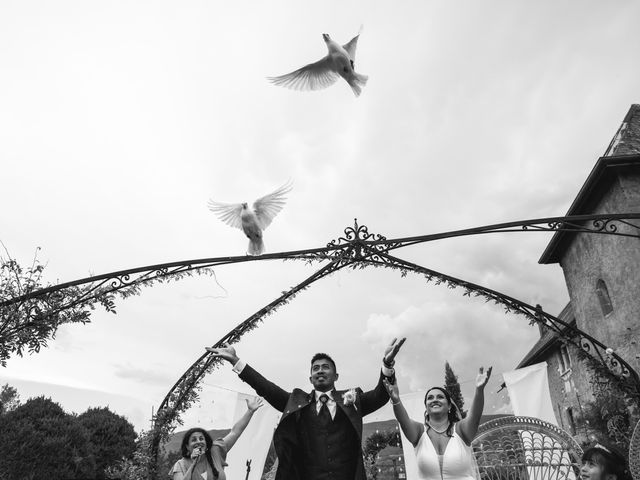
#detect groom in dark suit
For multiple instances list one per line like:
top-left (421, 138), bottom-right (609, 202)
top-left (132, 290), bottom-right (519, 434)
top-left (206, 338), bottom-right (405, 480)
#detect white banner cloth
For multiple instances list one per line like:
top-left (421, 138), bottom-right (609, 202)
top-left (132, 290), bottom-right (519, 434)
top-left (224, 392), bottom-right (281, 480)
top-left (502, 361), bottom-right (557, 425)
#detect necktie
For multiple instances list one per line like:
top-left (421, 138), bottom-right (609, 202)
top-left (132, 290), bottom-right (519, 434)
top-left (318, 393), bottom-right (331, 426)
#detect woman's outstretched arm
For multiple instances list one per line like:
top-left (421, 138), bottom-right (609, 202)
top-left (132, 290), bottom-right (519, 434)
top-left (223, 397), bottom-right (264, 450)
top-left (383, 378), bottom-right (423, 447)
top-left (457, 366), bottom-right (492, 445)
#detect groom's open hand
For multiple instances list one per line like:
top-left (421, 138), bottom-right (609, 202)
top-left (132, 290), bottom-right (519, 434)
top-left (383, 337), bottom-right (406, 367)
top-left (206, 343), bottom-right (239, 365)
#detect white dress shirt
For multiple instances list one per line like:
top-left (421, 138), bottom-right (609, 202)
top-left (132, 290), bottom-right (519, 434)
top-left (313, 389), bottom-right (337, 419)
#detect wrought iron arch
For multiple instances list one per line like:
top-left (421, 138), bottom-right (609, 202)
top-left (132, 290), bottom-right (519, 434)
top-left (150, 215), bottom-right (640, 463)
top-left (2, 213), bottom-right (639, 469)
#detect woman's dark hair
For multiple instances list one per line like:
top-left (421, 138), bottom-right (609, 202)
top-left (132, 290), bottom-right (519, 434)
top-left (180, 428), bottom-right (219, 479)
top-left (582, 444), bottom-right (631, 480)
top-left (423, 386), bottom-right (462, 437)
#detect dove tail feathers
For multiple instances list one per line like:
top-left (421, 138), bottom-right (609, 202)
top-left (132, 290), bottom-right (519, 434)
top-left (349, 73), bottom-right (369, 97)
top-left (248, 237), bottom-right (265, 256)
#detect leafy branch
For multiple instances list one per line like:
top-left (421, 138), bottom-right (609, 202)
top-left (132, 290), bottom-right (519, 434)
top-left (0, 246), bottom-right (215, 367)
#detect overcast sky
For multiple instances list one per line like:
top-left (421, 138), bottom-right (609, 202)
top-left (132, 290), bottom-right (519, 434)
top-left (1, 0), bottom-right (639, 433)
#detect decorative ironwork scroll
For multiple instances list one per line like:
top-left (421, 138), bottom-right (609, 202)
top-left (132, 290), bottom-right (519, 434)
top-left (379, 213), bottom-right (640, 251)
top-left (324, 219), bottom-right (400, 266)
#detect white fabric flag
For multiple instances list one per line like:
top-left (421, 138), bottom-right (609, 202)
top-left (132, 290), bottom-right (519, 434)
top-left (224, 392), bottom-right (281, 480)
top-left (502, 361), bottom-right (557, 425)
top-left (503, 363), bottom-right (577, 480)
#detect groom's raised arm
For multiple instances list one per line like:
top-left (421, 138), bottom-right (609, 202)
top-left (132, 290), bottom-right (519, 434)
top-left (206, 345), bottom-right (290, 412)
top-left (359, 365), bottom-right (395, 416)
top-left (359, 337), bottom-right (406, 416)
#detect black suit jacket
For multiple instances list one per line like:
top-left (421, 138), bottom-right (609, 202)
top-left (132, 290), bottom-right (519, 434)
top-left (239, 364), bottom-right (393, 480)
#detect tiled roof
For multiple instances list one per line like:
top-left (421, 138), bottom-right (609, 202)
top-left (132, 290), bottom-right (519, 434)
top-left (538, 153), bottom-right (640, 264)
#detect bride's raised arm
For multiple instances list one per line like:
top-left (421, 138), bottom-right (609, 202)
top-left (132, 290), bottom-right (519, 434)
top-left (383, 378), bottom-right (423, 447)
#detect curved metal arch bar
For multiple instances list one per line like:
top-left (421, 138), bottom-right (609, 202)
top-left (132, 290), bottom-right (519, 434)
top-left (374, 213), bottom-right (640, 251)
top-left (0, 251), bottom-right (329, 309)
top-left (153, 223), bottom-right (403, 430)
top-left (150, 221), bottom-right (640, 466)
top-left (375, 250), bottom-right (640, 395)
top-left (2, 213), bottom-right (638, 311)
top-left (151, 227), bottom-right (404, 448)
top-left (153, 258), bottom-right (348, 432)
top-left (156, 235), bottom-right (640, 434)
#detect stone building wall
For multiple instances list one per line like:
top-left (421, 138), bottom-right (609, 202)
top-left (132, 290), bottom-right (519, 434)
top-left (559, 170), bottom-right (640, 373)
top-left (521, 104), bottom-right (640, 445)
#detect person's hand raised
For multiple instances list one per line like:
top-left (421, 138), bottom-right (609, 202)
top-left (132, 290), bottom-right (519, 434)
top-left (246, 397), bottom-right (264, 412)
top-left (382, 378), bottom-right (400, 404)
top-left (383, 337), bottom-right (406, 366)
top-left (475, 366), bottom-right (492, 389)
top-left (206, 343), bottom-right (239, 364)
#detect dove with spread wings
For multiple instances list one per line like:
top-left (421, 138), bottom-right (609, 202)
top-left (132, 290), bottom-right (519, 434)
top-left (268, 28), bottom-right (368, 97)
top-left (207, 181), bottom-right (292, 256)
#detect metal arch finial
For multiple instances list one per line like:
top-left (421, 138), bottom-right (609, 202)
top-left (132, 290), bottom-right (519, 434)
top-left (323, 220), bottom-right (400, 266)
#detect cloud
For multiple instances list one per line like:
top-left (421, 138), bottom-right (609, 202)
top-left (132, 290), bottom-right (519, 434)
top-left (113, 364), bottom-right (174, 386)
top-left (362, 292), bottom-right (538, 413)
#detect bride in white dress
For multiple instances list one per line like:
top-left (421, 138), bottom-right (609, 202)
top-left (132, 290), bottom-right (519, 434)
top-left (384, 367), bottom-right (491, 480)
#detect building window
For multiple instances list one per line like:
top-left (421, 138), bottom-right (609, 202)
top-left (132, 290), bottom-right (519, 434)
top-left (558, 344), bottom-right (572, 374)
top-left (566, 407), bottom-right (577, 435)
top-left (557, 403), bottom-right (565, 429)
top-left (596, 279), bottom-right (613, 316)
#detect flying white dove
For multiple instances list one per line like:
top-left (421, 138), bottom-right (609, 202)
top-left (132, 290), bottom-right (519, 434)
top-left (207, 181), bottom-right (292, 256)
top-left (268, 28), bottom-right (368, 97)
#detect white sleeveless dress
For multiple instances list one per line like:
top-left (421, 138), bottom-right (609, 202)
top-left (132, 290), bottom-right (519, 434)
top-left (414, 425), bottom-right (476, 480)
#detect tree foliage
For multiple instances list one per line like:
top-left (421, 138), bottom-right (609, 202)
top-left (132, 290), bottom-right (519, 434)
top-left (444, 361), bottom-right (466, 418)
top-left (0, 396), bottom-right (95, 479)
top-left (0, 246), bottom-right (214, 367)
top-left (0, 387), bottom-right (139, 479)
top-left (0, 383), bottom-right (20, 415)
top-left (106, 430), bottom-right (157, 480)
top-left (582, 385), bottom-right (634, 453)
top-left (363, 429), bottom-right (401, 480)
top-left (0, 248), bottom-right (106, 366)
top-left (78, 407), bottom-right (138, 479)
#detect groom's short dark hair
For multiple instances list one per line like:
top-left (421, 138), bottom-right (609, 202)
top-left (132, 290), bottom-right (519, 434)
top-left (310, 353), bottom-right (336, 372)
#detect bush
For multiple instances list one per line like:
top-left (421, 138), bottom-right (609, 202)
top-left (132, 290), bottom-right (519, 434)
top-left (0, 396), bottom-right (95, 478)
top-left (78, 407), bottom-right (137, 479)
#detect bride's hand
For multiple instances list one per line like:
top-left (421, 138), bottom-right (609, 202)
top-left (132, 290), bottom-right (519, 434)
top-left (475, 366), bottom-right (492, 389)
top-left (383, 378), bottom-right (400, 404)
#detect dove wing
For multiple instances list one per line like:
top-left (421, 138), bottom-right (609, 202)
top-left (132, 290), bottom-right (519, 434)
top-left (252, 181), bottom-right (293, 230)
top-left (342, 27), bottom-right (363, 62)
top-left (207, 201), bottom-right (244, 230)
top-left (267, 56), bottom-right (339, 91)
